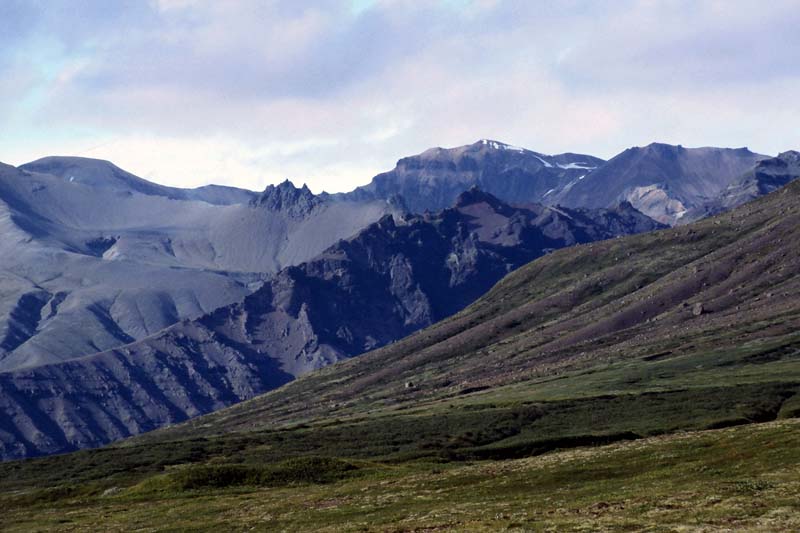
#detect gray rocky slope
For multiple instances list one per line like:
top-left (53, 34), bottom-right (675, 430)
top-left (20, 156), bottom-right (258, 205)
top-left (329, 140), bottom-right (788, 227)
top-left (680, 151), bottom-right (800, 222)
top-left (2, 138), bottom-right (793, 461)
top-left (553, 143), bottom-right (767, 225)
top-left (0, 159), bottom-right (398, 371)
top-left (0, 189), bottom-right (664, 460)
top-left (331, 139), bottom-right (605, 213)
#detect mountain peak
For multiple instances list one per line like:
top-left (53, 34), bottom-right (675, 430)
top-left (474, 139), bottom-right (527, 152)
top-left (251, 179), bottom-right (318, 216)
top-left (23, 155), bottom-right (118, 168)
top-left (637, 142), bottom-right (757, 156)
top-left (454, 186), bottom-right (506, 209)
top-left (777, 150), bottom-right (800, 164)
top-left (21, 156), bottom-right (133, 182)
top-left (638, 142), bottom-right (683, 156)
top-left (18, 155), bottom-right (175, 197)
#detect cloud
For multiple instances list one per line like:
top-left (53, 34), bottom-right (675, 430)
top-left (1, 0), bottom-right (799, 192)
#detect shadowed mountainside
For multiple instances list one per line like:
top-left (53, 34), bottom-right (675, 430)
top-left (0, 190), bottom-right (663, 460)
top-left (0, 161), bottom-right (397, 371)
top-left (148, 178), bottom-right (800, 444)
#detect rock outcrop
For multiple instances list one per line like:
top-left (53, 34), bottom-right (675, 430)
top-left (0, 190), bottom-right (663, 460)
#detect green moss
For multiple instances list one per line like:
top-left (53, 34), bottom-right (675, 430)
top-left (2, 420), bottom-right (800, 532)
top-left (167, 457), bottom-right (359, 490)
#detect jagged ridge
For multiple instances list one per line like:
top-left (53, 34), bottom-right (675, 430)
top-left (0, 191), bottom-right (662, 460)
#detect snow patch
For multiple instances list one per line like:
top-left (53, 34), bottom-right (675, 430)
top-left (558, 176), bottom-right (585, 194)
top-left (480, 139), bottom-right (527, 153)
top-left (558, 162), bottom-right (597, 170)
top-left (547, 206), bottom-right (573, 219)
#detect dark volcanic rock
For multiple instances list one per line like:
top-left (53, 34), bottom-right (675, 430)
top-left (0, 160), bottom-right (397, 372)
top-left (251, 179), bottom-right (320, 217)
top-left (0, 191), bottom-right (663, 460)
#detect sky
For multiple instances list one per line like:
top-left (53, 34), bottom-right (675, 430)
top-left (1, 0), bottom-right (799, 194)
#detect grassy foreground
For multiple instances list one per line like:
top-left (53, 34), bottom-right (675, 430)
top-left (1, 418), bottom-right (798, 532)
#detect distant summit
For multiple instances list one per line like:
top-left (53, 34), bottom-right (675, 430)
top-left (454, 185), bottom-right (508, 209)
top-left (682, 150), bottom-right (800, 222)
top-left (20, 156), bottom-right (257, 205)
top-left (333, 139), bottom-right (604, 213)
top-left (326, 140), bottom-right (784, 226)
top-left (251, 179), bottom-right (319, 217)
top-left (555, 142), bottom-right (766, 224)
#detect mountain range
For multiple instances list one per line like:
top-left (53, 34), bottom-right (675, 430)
top-left (2, 166), bottom-right (799, 531)
top-left (144, 173), bottom-right (800, 446)
top-left (0, 188), bottom-right (662, 459)
top-left (553, 142), bottom-right (766, 224)
top-left (0, 139), bottom-right (798, 460)
top-left (334, 139), bottom-right (787, 226)
top-left (0, 160), bottom-right (398, 371)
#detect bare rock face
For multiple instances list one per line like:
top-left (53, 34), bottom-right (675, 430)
top-left (251, 180), bottom-right (320, 218)
top-left (0, 159), bottom-right (398, 373)
top-left (623, 185), bottom-right (688, 225)
top-left (0, 190), bottom-right (663, 460)
top-left (555, 143), bottom-right (766, 225)
top-left (332, 139), bottom-right (604, 213)
top-left (682, 151), bottom-right (800, 223)
top-left (332, 140), bottom-right (780, 228)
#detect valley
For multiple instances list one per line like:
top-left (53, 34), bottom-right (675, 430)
top-left (0, 172), bottom-right (798, 531)
top-left (5, 5), bottom-right (798, 530)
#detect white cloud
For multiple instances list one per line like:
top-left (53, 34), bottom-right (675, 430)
top-left (1, 0), bottom-right (799, 192)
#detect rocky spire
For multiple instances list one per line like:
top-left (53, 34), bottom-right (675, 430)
top-left (251, 179), bottom-right (320, 217)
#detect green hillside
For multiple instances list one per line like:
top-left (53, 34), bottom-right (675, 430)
top-left (1, 420), bottom-right (798, 531)
top-left (2, 181), bottom-right (800, 531)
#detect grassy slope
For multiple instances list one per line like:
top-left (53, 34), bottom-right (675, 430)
top-left (1, 419), bottom-right (798, 531)
top-left (1, 182), bottom-right (800, 530)
top-left (153, 180), bottom-right (800, 437)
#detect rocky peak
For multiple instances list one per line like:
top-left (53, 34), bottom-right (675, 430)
top-left (777, 150), bottom-right (800, 165)
top-left (753, 151), bottom-right (800, 174)
top-left (612, 200), bottom-right (640, 213)
top-left (640, 142), bottom-right (683, 159)
top-left (251, 179), bottom-right (319, 217)
top-left (454, 187), bottom-right (506, 209)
